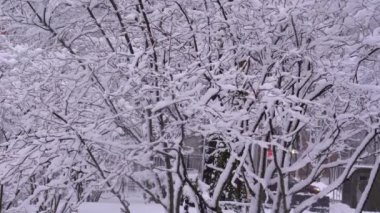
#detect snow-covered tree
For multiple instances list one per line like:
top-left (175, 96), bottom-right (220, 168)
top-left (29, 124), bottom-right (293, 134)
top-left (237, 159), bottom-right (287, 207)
top-left (0, 0), bottom-right (379, 213)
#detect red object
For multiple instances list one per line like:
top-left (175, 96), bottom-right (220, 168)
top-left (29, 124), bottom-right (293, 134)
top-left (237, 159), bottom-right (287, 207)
top-left (267, 147), bottom-right (273, 159)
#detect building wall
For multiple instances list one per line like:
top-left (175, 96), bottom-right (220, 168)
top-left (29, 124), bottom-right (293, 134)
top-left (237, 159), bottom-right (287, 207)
top-left (342, 168), bottom-right (380, 211)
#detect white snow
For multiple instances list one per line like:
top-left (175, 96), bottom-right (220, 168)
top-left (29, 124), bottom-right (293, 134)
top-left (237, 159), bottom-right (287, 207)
top-left (78, 202), bottom-right (380, 213)
top-left (79, 202), bottom-right (169, 213)
top-left (329, 202), bottom-right (379, 213)
top-left (78, 202), bottom-right (238, 213)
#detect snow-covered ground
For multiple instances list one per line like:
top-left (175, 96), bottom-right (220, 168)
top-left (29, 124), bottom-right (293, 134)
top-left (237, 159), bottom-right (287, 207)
top-left (329, 202), bottom-right (379, 213)
top-left (78, 202), bottom-right (380, 213)
top-left (78, 202), bottom-right (166, 213)
top-left (78, 202), bottom-right (235, 213)
top-left (77, 190), bottom-right (377, 213)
